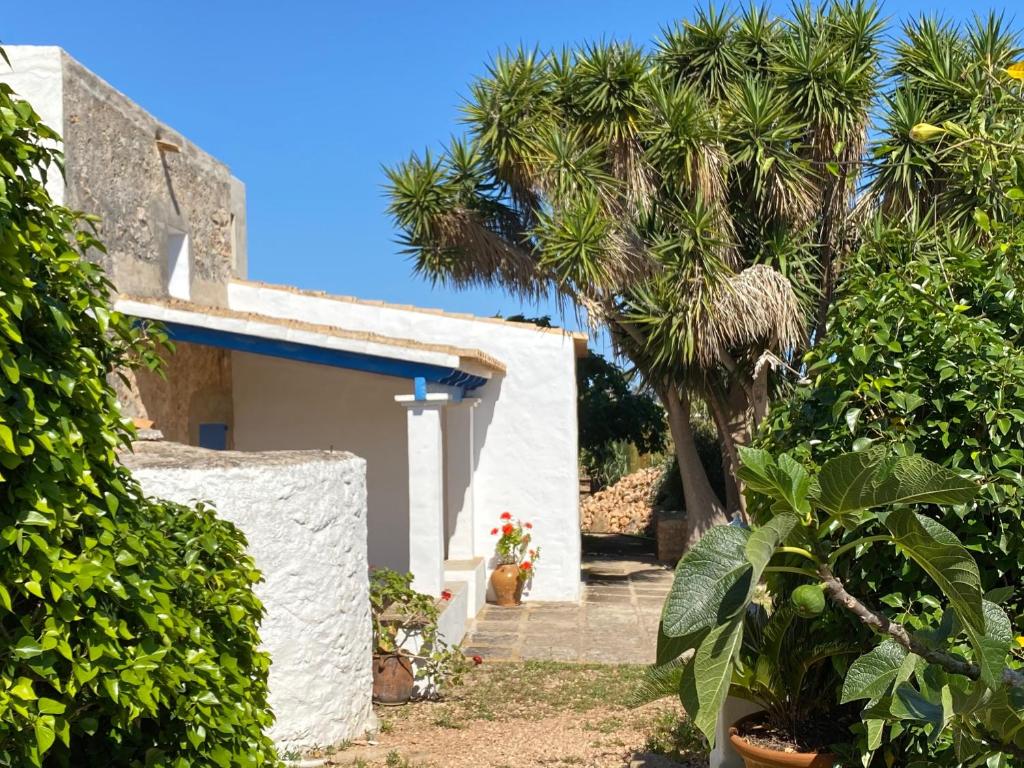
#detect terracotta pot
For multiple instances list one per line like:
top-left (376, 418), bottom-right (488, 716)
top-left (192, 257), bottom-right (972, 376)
top-left (372, 653), bottom-right (414, 705)
top-left (490, 564), bottom-right (523, 606)
top-left (729, 715), bottom-right (837, 768)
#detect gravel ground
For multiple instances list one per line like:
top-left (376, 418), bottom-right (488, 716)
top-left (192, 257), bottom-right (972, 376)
top-left (314, 662), bottom-right (708, 768)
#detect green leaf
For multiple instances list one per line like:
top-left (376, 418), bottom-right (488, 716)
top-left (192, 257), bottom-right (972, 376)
top-left (818, 450), bottom-right (978, 515)
top-left (679, 616), bottom-right (744, 748)
top-left (883, 510), bottom-right (984, 634)
top-left (891, 682), bottom-right (948, 742)
top-left (842, 640), bottom-right (909, 703)
top-left (34, 717), bottom-right (55, 756)
top-left (662, 525), bottom-right (751, 639)
top-left (891, 682), bottom-right (942, 723)
top-left (37, 698), bottom-right (65, 715)
top-left (964, 600), bottom-right (1013, 689)
top-left (0, 423), bottom-right (14, 453)
top-left (14, 636), bottom-right (44, 659)
top-left (11, 677), bottom-right (36, 700)
top-left (744, 513), bottom-right (799, 597)
top-left (737, 448), bottom-right (811, 516)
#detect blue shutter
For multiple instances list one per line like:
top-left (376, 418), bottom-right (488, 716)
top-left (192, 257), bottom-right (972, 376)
top-left (198, 422), bottom-right (229, 450)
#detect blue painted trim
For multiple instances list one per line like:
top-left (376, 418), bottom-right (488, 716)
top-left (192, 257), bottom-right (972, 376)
top-left (413, 377), bottom-right (427, 401)
top-left (160, 322), bottom-right (488, 391)
top-left (198, 422), bottom-right (229, 450)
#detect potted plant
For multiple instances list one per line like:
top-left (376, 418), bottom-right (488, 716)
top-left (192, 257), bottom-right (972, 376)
top-left (654, 447), bottom-right (1024, 766)
top-left (369, 568), bottom-right (472, 704)
top-left (636, 602), bottom-right (860, 767)
top-left (727, 603), bottom-right (861, 767)
top-left (488, 512), bottom-right (540, 606)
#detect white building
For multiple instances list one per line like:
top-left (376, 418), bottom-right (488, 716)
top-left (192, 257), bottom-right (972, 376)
top-left (1, 46), bottom-right (585, 691)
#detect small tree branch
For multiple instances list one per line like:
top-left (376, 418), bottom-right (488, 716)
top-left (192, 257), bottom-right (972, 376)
top-left (817, 564), bottom-right (1024, 689)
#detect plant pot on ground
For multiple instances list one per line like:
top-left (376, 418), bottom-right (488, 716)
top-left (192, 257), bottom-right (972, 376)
top-left (488, 512), bottom-right (539, 606)
top-left (372, 652), bottom-right (414, 705)
top-left (369, 568), bottom-right (471, 704)
top-left (490, 563), bottom-right (523, 606)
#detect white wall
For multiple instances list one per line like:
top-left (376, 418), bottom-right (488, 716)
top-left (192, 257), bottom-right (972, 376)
top-left (0, 46), bottom-right (66, 204)
top-left (125, 445), bottom-right (375, 753)
top-left (231, 352), bottom-right (413, 574)
top-left (228, 283), bottom-right (582, 601)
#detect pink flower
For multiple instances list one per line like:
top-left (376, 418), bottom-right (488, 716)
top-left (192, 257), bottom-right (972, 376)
top-left (441, 590), bottom-right (453, 601)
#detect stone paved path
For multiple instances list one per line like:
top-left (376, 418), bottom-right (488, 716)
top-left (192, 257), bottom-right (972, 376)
top-left (462, 553), bottom-right (673, 663)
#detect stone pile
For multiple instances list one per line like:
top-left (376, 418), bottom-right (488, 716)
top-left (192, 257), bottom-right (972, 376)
top-left (580, 467), bottom-right (662, 535)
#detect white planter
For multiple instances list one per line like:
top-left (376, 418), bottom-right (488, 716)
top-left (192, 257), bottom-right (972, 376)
top-left (710, 697), bottom-right (764, 768)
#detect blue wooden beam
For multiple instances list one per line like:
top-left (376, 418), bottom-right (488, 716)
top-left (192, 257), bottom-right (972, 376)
top-left (160, 322), bottom-right (488, 391)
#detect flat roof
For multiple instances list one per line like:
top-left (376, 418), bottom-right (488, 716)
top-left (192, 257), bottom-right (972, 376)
top-left (230, 279), bottom-right (590, 357)
top-left (116, 296), bottom-right (505, 391)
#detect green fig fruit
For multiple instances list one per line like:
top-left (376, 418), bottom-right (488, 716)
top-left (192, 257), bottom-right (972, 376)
top-left (791, 584), bottom-right (826, 618)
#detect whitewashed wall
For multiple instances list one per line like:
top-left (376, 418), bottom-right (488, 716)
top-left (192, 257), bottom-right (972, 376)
top-left (228, 282), bottom-right (583, 602)
top-left (230, 352), bottom-right (413, 574)
top-left (122, 443), bottom-right (375, 752)
top-left (0, 46), bottom-right (66, 204)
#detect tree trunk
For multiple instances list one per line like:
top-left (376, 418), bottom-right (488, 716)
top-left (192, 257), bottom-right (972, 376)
top-left (707, 380), bottom-right (754, 524)
top-left (660, 388), bottom-right (730, 550)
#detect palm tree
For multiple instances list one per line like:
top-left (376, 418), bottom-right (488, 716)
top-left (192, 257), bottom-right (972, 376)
top-left (386, 2), bottom-right (882, 549)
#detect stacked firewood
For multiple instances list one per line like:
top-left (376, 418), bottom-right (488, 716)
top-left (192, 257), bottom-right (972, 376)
top-left (580, 467), bottom-right (662, 535)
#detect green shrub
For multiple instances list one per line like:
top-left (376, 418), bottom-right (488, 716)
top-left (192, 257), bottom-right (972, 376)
top-left (759, 222), bottom-right (1024, 624)
top-left (0, 73), bottom-right (278, 765)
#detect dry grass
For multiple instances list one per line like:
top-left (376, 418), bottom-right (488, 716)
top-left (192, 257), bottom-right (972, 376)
top-left (317, 661), bottom-right (708, 768)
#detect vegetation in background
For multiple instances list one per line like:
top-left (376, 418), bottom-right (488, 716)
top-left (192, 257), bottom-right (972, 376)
top-left (0, 65), bottom-right (278, 765)
top-left (387, 3), bottom-right (883, 549)
top-left (651, 418), bottom-right (724, 514)
top-left (577, 353), bottom-right (667, 487)
top-left (504, 314), bottom-right (668, 488)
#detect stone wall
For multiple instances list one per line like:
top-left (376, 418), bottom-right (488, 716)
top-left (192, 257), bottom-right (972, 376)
top-left (121, 442), bottom-right (375, 753)
top-left (59, 50), bottom-right (246, 305)
top-left (117, 341), bottom-right (234, 446)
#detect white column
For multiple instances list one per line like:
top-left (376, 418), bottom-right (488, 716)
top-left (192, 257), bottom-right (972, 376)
top-left (444, 398), bottom-right (479, 560)
top-left (395, 393), bottom-right (450, 597)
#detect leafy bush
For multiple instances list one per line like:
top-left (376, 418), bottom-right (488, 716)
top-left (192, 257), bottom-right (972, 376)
top-left (760, 220), bottom-right (1024, 628)
top-left (0, 74), bottom-right (278, 765)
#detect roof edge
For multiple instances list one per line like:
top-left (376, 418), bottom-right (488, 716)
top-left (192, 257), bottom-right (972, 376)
top-left (229, 278), bottom-right (589, 342)
top-left (115, 295), bottom-right (506, 375)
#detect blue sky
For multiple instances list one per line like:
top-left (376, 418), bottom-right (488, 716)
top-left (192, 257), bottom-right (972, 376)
top-left (4, 1), bottom-right (986, 342)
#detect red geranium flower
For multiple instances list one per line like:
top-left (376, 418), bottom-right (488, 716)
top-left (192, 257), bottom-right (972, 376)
top-left (500, 511), bottom-right (512, 520)
top-left (472, 655), bottom-right (483, 665)
top-left (520, 561), bottom-right (532, 571)
top-left (524, 522), bottom-right (533, 529)
top-left (501, 523), bottom-right (514, 536)
top-left (490, 528), bottom-right (498, 535)
top-left (441, 590), bottom-right (453, 601)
